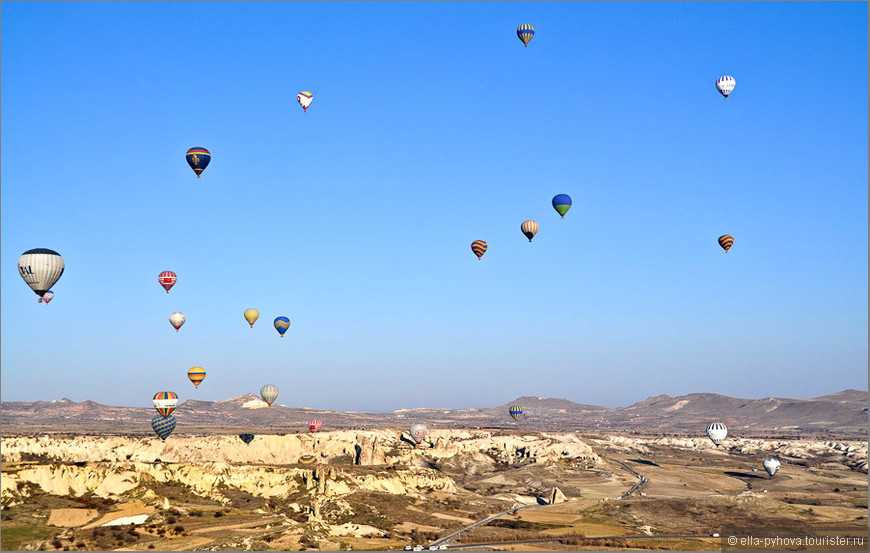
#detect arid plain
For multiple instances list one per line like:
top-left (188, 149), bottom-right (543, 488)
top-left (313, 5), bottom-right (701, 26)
top-left (1, 392), bottom-right (867, 551)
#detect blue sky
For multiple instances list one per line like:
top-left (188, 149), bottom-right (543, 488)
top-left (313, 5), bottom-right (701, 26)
top-left (2, 2), bottom-right (867, 412)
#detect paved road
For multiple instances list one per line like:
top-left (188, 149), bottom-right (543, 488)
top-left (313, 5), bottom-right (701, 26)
top-left (428, 456), bottom-right (649, 548)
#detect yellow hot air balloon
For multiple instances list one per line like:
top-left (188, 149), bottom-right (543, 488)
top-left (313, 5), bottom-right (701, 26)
top-left (188, 366), bottom-right (206, 388)
top-left (244, 308), bottom-right (260, 328)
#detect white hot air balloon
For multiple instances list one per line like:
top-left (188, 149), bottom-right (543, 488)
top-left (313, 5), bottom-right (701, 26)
top-left (297, 91), bottom-right (313, 112)
top-left (706, 422), bottom-right (728, 446)
top-left (715, 75), bottom-right (736, 99)
top-left (169, 312), bottom-right (186, 332)
top-left (409, 422), bottom-right (428, 445)
top-left (763, 457), bottom-right (781, 478)
top-left (18, 249), bottom-right (64, 299)
top-left (260, 384), bottom-right (279, 406)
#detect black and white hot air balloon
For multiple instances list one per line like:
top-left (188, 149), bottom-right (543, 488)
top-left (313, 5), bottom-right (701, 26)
top-left (706, 422), bottom-right (728, 446)
top-left (18, 248), bottom-right (64, 299)
top-left (715, 75), bottom-right (736, 99)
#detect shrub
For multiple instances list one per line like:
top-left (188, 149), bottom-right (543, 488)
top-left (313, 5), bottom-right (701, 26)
top-left (214, 511), bottom-right (224, 518)
top-left (51, 539), bottom-right (63, 549)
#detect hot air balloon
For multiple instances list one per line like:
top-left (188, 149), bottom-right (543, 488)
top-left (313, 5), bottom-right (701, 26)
top-left (508, 405), bottom-right (523, 422)
top-left (153, 392), bottom-right (179, 417)
top-left (260, 384), bottom-right (279, 406)
top-left (552, 194), bottom-right (572, 219)
top-left (18, 249), bottom-right (64, 299)
top-left (152, 414), bottom-right (176, 441)
top-left (763, 457), bottom-right (781, 478)
top-left (39, 290), bottom-right (54, 304)
top-left (715, 75), bottom-right (736, 99)
top-left (186, 147), bottom-right (211, 178)
top-left (244, 309), bottom-right (260, 328)
top-left (297, 91), bottom-right (313, 112)
top-left (706, 422), bottom-right (728, 446)
top-left (299, 454), bottom-right (317, 465)
top-left (274, 316), bottom-right (290, 337)
top-left (309, 419), bottom-right (323, 432)
top-left (521, 220), bottom-right (539, 242)
top-left (187, 367), bottom-right (206, 388)
top-left (718, 234), bottom-right (734, 252)
top-left (239, 433), bottom-right (255, 445)
top-left (471, 240), bottom-right (488, 260)
top-left (158, 271), bottom-right (177, 293)
top-left (409, 422), bottom-right (428, 445)
top-left (517, 24), bottom-right (535, 47)
top-left (169, 312), bottom-right (186, 332)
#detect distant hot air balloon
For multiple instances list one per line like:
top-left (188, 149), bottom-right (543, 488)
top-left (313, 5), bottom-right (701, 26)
top-left (718, 234), bottom-right (734, 252)
top-left (260, 384), bottom-right (279, 406)
top-left (517, 24), bottom-right (535, 47)
top-left (244, 309), bottom-right (260, 328)
top-left (169, 312), bottom-right (186, 331)
top-left (715, 75), bottom-right (736, 99)
top-left (508, 405), bottom-right (524, 422)
top-left (471, 240), bottom-right (488, 260)
top-left (39, 290), bottom-right (54, 304)
top-left (299, 454), bottom-right (317, 465)
top-left (274, 316), bottom-right (290, 337)
top-left (309, 419), bottom-right (323, 432)
top-left (552, 194), bottom-right (572, 219)
top-left (153, 392), bottom-right (179, 417)
top-left (706, 422), bottom-right (728, 446)
top-left (18, 249), bottom-right (64, 300)
top-left (158, 271), bottom-right (177, 293)
top-left (297, 91), bottom-right (313, 112)
top-left (763, 457), bottom-right (781, 478)
top-left (409, 422), bottom-right (428, 445)
top-left (521, 220), bottom-right (539, 242)
top-left (239, 433), bottom-right (255, 445)
top-left (152, 414), bottom-right (177, 441)
top-left (187, 367), bottom-right (206, 388)
top-left (186, 147), bottom-right (211, 178)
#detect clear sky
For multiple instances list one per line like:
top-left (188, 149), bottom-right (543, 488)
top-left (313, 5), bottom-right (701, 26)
top-left (2, 2), bottom-right (867, 412)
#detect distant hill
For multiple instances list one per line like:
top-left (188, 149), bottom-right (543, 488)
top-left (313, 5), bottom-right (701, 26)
top-left (1, 390), bottom-right (865, 438)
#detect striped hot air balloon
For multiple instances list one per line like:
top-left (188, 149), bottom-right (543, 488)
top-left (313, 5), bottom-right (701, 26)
top-left (186, 147), bottom-right (211, 178)
top-left (718, 234), bottom-right (734, 252)
top-left (521, 220), bottom-right (539, 242)
top-left (508, 405), bottom-right (523, 422)
top-left (158, 271), bottom-right (177, 293)
top-left (153, 392), bottom-right (179, 417)
top-left (517, 24), bottom-right (535, 47)
top-left (471, 240), bottom-right (488, 260)
top-left (299, 454), bottom-right (317, 465)
top-left (552, 194), bottom-right (572, 219)
top-left (309, 419), bottom-right (323, 432)
top-left (260, 384), bottom-right (279, 406)
top-left (274, 316), bottom-right (290, 337)
top-left (39, 290), bottom-right (54, 304)
top-left (151, 414), bottom-right (177, 441)
top-left (706, 422), bottom-right (728, 446)
top-left (244, 309), bottom-right (260, 328)
top-left (18, 249), bottom-right (64, 300)
top-left (297, 91), bottom-right (313, 112)
top-left (187, 367), bottom-right (206, 388)
top-left (169, 312), bottom-right (186, 331)
top-left (715, 75), bottom-right (736, 99)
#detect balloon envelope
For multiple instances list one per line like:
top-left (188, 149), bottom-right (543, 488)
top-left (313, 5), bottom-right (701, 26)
top-left (763, 457), bottom-right (781, 478)
top-left (244, 309), bottom-right (260, 327)
top-left (169, 312), bottom-right (186, 331)
top-left (715, 75), bottom-right (736, 99)
top-left (274, 316), bottom-right (290, 337)
top-left (517, 24), bottom-right (535, 46)
top-left (18, 249), bottom-right (64, 298)
top-left (309, 419), bottom-right (323, 432)
top-left (471, 240), bottom-right (488, 260)
top-left (40, 290), bottom-right (54, 304)
top-left (706, 422), bottom-right (728, 446)
top-left (410, 422), bottom-right (428, 444)
top-left (187, 367), bottom-right (206, 387)
top-left (552, 194), bottom-right (572, 218)
top-left (297, 91), bottom-right (313, 111)
top-left (299, 454), bottom-right (317, 465)
top-left (153, 391), bottom-right (179, 417)
top-left (239, 433), bottom-right (255, 445)
top-left (152, 414), bottom-right (176, 441)
top-left (508, 405), bottom-right (523, 422)
top-left (718, 235), bottom-right (734, 252)
top-left (158, 271), bottom-right (177, 293)
top-left (521, 220), bottom-right (539, 242)
top-left (186, 147), bottom-right (211, 177)
top-left (260, 384), bottom-right (279, 406)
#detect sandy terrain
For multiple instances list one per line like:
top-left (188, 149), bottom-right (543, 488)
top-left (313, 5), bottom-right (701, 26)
top-left (47, 508), bottom-right (99, 527)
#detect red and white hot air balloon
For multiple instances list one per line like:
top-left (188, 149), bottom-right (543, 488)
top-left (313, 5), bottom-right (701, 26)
top-left (158, 271), bottom-right (177, 293)
top-left (169, 312), bottom-right (186, 332)
top-left (309, 419), bottom-right (323, 432)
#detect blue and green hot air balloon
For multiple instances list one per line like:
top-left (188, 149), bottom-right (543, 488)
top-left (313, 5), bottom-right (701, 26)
top-left (152, 414), bottom-right (177, 441)
top-left (274, 316), bottom-right (290, 337)
top-left (552, 194), bottom-right (572, 219)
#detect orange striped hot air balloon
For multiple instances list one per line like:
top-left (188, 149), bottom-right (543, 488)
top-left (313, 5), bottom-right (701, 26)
top-left (718, 234), bottom-right (734, 252)
top-left (471, 240), bottom-right (487, 260)
top-left (187, 366), bottom-right (206, 388)
top-left (521, 220), bottom-right (539, 242)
